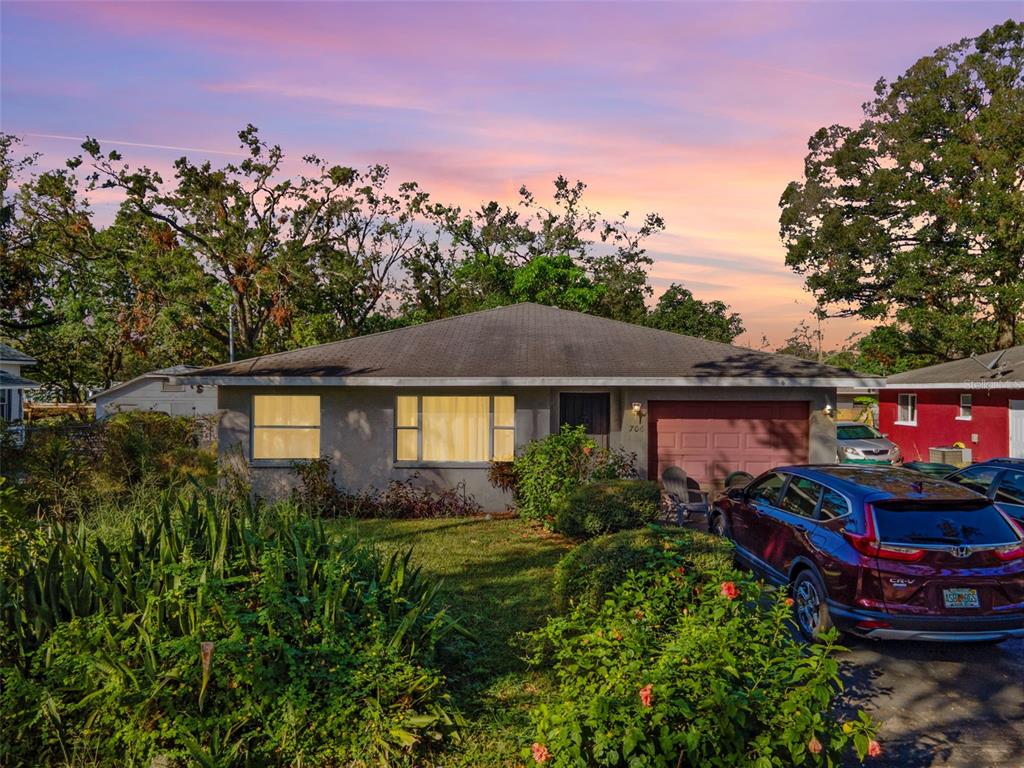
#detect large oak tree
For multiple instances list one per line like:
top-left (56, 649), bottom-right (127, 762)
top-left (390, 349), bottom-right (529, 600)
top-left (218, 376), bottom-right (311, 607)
top-left (780, 20), bottom-right (1024, 360)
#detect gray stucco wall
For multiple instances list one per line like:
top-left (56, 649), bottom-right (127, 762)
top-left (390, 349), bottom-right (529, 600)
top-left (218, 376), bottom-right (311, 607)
top-left (217, 385), bottom-right (837, 511)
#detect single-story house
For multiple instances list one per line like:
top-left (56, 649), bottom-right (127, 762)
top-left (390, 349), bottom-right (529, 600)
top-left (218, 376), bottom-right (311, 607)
top-left (180, 303), bottom-right (882, 509)
top-left (92, 365), bottom-right (218, 419)
top-left (879, 345), bottom-right (1024, 463)
top-left (0, 343), bottom-right (40, 424)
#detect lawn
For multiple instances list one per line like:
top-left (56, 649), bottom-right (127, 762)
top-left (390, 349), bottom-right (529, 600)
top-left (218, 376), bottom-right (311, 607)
top-left (345, 516), bottom-right (572, 766)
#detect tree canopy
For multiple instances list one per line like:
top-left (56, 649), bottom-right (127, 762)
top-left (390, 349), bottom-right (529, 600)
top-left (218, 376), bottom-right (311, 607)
top-left (1, 128), bottom-right (744, 400)
top-left (780, 20), bottom-right (1024, 363)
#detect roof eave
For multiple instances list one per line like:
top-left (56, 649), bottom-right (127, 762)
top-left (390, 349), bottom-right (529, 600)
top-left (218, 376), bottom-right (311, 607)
top-left (882, 380), bottom-right (1024, 390)
top-left (176, 374), bottom-right (884, 388)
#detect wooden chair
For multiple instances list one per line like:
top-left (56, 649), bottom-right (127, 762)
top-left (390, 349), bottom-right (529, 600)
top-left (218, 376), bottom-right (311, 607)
top-left (661, 466), bottom-right (709, 525)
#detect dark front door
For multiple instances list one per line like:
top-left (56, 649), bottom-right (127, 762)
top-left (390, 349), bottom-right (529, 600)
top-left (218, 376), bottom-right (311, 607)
top-left (560, 393), bottom-right (610, 448)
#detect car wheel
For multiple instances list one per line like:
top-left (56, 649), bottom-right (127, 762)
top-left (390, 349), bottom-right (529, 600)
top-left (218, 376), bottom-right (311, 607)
top-left (709, 511), bottom-right (727, 538)
top-left (791, 569), bottom-right (835, 643)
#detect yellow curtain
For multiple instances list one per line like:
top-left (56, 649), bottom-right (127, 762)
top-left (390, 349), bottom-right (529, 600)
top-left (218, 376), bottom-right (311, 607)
top-left (422, 396), bottom-right (489, 461)
top-left (252, 395), bottom-right (320, 459)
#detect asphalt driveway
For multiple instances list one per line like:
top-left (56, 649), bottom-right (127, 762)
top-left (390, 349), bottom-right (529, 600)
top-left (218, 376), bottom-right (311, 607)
top-left (838, 637), bottom-right (1024, 767)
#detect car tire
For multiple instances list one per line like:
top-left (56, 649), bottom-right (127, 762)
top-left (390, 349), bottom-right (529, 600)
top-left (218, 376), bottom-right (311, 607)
top-left (791, 569), bottom-right (836, 643)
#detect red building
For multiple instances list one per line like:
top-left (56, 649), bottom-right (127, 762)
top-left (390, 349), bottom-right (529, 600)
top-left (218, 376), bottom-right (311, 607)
top-left (879, 345), bottom-right (1024, 463)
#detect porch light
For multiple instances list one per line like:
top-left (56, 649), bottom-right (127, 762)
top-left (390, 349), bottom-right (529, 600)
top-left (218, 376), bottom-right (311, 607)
top-left (632, 402), bottom-right (645, 424)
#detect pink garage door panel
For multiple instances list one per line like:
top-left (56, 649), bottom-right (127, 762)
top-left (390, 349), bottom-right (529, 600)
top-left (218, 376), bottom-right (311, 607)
top-left (649, 401), bottom-right (809, 488)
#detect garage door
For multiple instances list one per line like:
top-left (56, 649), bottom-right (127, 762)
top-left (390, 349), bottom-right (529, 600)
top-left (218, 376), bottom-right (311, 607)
top-left (649, 400), bottom-right (809, 488)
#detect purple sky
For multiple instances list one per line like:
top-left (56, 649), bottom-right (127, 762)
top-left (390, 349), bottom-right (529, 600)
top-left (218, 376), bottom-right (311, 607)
top-left (3, 1), bottom-right (1018, 346)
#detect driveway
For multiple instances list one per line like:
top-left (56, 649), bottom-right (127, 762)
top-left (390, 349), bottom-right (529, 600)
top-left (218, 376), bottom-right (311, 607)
top-left (838, 637), bottom-right (1024, 767)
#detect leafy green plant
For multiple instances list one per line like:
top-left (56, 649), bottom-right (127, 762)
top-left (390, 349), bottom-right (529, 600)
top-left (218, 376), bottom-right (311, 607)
top-left (511, 426), bottom-right (638, 525)
top-left (552, 527), bottom-right (732, 612)
top-left (525, 537), bottom-right (881, 767)
top-left (552, 480), bottom-right (659, 539)
top-left (0, 486), bottom-right (464, 766)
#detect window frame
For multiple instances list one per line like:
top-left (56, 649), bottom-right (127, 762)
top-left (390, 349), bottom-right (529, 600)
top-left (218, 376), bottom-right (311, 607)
top-left (393, 394), bottom-right (515, 466)
top-left (896, 393), bottom-right (917, 426)
top-left (250, 394), bottom-right (322, 464)
top-left (957, 393), bottom-right (972, 421)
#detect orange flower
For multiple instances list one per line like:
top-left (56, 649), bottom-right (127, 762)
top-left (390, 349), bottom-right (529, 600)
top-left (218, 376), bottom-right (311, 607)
top-left (807, 736), bottom-right (822, 754)
top-left (867, 740), bottom-right (882, 758)
top-left (639, 684), bottom-right (653, 707)
top-left (785, 597), bottom-right (795, 607)
top-left (720, 581), bottom-right (739, 600)
top-left (676, 566), bottom-right (687, 576)
top-left (582, 445), bottom-right (594, 456)
top-left (532, 742), bottom-right (550, 763)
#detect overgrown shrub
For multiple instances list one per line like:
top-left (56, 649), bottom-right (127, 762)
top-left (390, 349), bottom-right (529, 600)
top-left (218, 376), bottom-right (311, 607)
top-left (0, 488), bottom-right (463, 766)
top-left (511, 425), bottom-right (638, 525)
top-left (552, 479), bottom-right (659, 539)
top-left (524, 538), bottom-right (880, 767)
top-left (2, 412), bottom-right (217, 519)
top-left (552, 527), bottom-right (732, 612)
top-left (292, 457), bottom-right (483, 518)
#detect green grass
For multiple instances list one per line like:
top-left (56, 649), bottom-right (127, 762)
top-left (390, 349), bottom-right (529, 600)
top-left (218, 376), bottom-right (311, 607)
top-left (345, 516), bottom-right (571, 766)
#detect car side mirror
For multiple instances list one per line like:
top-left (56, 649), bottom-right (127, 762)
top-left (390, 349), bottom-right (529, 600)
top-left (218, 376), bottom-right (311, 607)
top-left (725, 486), bottom-right (747, 501)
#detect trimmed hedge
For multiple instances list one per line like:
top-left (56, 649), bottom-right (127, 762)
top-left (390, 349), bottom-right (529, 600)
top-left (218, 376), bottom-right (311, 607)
top-left (552, 479), bottom-right (659, 539)
top-left (552, 527), bottom-right (733, 612)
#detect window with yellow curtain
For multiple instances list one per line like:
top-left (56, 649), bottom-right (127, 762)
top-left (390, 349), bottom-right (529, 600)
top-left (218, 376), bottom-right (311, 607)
top-left (395, 395), bottom-right (515, 462)
top-left (252, 395), bottom-right (321, 459)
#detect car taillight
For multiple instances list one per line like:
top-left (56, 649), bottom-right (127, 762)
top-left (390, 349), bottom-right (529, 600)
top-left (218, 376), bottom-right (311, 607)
top-left (994, 544), bottom-right (1024, 561)
top-left (994, 514), bottom-right (1024, 560)
top-left (843, 503), bottom-right (925, 562)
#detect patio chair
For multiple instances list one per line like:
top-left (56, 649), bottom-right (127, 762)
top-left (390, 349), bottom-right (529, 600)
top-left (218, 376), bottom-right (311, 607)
top-left (661, 466), bottom-right (709, 525)
top-left (725, 470), bottom-right (754, 489)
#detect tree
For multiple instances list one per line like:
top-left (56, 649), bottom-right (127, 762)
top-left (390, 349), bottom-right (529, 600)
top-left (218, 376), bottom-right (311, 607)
top-left (780, 20), bottom-right (1024, 360)
top-left (82, 126), bottom-right (427, 356)
top-left (400, 177), bottom-right (664, 322)
top-left (643, 284), bottom-right (745, 343)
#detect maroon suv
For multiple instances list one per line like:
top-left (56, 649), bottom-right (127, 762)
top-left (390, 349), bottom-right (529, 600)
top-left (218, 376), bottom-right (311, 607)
top-left (709, 465), bottom-right (1024, 642)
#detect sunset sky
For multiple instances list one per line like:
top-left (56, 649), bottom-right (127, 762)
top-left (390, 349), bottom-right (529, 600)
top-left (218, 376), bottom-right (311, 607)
top-left (2, 1), bottom-right (1018, 347)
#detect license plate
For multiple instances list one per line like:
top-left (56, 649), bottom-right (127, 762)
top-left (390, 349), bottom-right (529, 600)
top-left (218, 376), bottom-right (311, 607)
top-left (942, 588), bottom-right (980, 609)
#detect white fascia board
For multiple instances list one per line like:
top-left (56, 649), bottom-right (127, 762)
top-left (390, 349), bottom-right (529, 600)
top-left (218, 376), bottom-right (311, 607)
top-left (882, 381), bottom-right (1024, 390)
top-left (174, 375), bottom-right (885, 389)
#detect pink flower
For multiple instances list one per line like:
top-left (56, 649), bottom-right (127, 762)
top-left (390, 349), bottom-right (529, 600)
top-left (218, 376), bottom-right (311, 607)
top-left (720, 581), bottom-right (739, 600)
top-left (639, 684), bottom-right (653, 707)
top-left (532, 742), bottom-right (550, 763)
top-left (867, 740), bottom-right (882, 758)
top-left (807, 736), bottom-right (822, 754)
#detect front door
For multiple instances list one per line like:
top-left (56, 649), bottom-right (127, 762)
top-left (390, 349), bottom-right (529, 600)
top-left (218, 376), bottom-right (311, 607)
top-left (559, 393), bottom-right (610, 449)
top-left (1010, 400), bottom-right (1024, 459)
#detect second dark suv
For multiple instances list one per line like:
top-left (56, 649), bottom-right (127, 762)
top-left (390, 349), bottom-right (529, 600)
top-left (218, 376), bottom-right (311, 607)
top-left (945, 459), bottom-right (1024, 523)
top-left (709, 465), bottom-right (1024, 643)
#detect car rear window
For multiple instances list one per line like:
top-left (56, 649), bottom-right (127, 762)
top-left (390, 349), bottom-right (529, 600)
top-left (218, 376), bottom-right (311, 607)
top-left (873, 502), bottom-right (1017, 546)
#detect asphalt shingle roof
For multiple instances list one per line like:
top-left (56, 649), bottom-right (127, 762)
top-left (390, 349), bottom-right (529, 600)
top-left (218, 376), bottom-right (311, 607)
top-left (186, 303), bottom-right (876, 385)
top-left (0, 343), bottom-right (35, 364)
top-left (0, 370), bottom-right (40, 388)
top-left (885, 345), bottom-right (1024, 387)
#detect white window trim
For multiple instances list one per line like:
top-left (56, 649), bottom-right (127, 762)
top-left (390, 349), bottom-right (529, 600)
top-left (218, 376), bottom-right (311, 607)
top-left (956, 393), bottom-right (972, 421)
top-left (394, 394), bottom-right (514, 466)
top-left (895, 393), bottom-right (917, 426)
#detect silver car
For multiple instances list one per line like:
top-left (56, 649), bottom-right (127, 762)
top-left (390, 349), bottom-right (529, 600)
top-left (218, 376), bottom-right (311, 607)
top-left (836, 421), bottom-right (902, 465)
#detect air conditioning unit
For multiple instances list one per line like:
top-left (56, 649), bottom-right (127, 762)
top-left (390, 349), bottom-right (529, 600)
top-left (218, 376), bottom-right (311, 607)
top-left (929, 446), bottom-right (973, 465)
